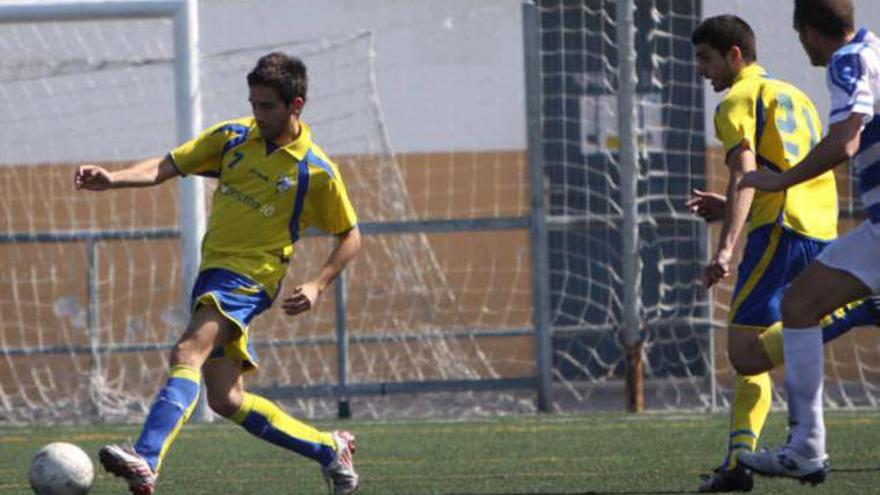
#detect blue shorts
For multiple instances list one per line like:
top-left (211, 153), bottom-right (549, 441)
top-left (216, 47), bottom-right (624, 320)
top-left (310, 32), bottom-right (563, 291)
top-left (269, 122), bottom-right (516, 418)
top-left (729, 225), bottom-right (829, 328)
top-left (190, 268), bottom-right (273, 370)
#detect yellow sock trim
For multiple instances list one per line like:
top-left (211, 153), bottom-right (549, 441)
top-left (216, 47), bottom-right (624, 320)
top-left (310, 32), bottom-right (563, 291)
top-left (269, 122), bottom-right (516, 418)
top-left (229, 393), bottom-right (256, 425)
top-left (728, 373), bottom-right (771, 469)
top-left (169, 364), bottom-right (201, 383)
top-left (819, 299), bottom-right (864, 327)
top-left (758, 322), bottom-right (784, 367)
top-left (232, 393), bottom-right (335, 448)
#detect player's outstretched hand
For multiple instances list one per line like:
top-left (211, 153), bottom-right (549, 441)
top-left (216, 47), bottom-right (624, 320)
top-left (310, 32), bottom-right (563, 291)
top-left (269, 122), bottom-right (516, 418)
top-left (686, 189), bottom-right (725, 222)
top-left (738, 169), bottom-right (785, 192)
top-left (75, 164), bottom-right (113, 191)
top-left (281, 282), bottom-right (320, 316)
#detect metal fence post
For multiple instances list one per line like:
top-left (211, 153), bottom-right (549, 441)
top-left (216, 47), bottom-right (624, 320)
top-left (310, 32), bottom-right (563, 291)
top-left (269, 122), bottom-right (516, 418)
top-left (335, 272), bottom-right (351, 418)
top-left (523, 1), bottom-right (553, 413)
top-left (616, 0), bottom-right (645, 412)
top-left (86, 238), bottom-right (100, 383)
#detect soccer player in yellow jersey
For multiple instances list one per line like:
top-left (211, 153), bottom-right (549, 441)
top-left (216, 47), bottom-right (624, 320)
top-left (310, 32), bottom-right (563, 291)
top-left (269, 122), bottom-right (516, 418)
top-left (689, 15), bottom-right (879, 492)
top-left (75, 53), bottom-right (361, 495)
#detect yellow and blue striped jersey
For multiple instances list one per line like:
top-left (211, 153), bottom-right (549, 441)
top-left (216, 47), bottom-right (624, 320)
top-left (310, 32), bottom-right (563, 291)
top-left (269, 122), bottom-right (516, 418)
top-left (715, 64), bottom-right (837, 240)
top-left (170, 117), bottom-right (357, 297)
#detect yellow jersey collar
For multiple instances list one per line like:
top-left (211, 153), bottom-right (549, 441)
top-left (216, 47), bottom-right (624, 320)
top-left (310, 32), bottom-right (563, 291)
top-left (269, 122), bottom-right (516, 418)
top-left (282, 121), bottom-right (312, 160)
top-left (247, 119), bottom-right (312, 161)
top-left (733, 64), bottom-right (766, 85)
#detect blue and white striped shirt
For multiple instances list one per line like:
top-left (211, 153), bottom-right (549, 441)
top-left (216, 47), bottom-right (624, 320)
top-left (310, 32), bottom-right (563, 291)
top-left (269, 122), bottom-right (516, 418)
top-left (828, 28), bottom-right (880, 222)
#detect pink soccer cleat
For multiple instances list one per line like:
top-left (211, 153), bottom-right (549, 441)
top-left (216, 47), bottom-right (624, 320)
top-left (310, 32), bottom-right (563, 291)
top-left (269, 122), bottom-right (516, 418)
top-left (99, 444), bottom-right (157, 494)
top-left (322, 430), bottom-right (360, 495)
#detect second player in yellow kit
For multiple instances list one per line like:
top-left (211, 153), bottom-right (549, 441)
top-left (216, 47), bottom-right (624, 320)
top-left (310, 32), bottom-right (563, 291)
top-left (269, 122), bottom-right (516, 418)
top-left (715, 64), bottom-right (837, 329)
top-left (714, 64), bottom-right (835, 242)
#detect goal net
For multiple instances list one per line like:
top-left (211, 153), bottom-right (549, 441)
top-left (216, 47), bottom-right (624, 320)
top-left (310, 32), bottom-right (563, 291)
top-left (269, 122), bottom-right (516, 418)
top-left (538, 0), bottom-right (880, 412)
top-left (0, 13), bottom-right (183, 423)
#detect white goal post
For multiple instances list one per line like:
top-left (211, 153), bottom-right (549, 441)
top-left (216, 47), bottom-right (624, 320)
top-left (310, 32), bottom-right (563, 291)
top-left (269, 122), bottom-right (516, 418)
top-left (0, 0), bottom-right (206, 314)
top-left (0, 0), bottom-right (209, 420)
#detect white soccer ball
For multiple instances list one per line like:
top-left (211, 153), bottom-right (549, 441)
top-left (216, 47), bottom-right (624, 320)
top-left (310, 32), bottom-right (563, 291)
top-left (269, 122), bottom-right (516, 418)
top-left (29, 442), bottom-right (94, 495)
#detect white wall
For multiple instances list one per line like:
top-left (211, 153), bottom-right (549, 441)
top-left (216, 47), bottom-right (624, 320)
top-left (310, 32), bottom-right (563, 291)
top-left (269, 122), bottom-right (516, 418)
top-left (321, 0), bottom-right (880, 153)
top-left (701, 0), bottom-right (880, 143)
top-left (0, 0), bottom-right (527, 164)
top-left (12, 1), bottom-right (876, 160)
top-left (202, 0), bottom-right (526, 154)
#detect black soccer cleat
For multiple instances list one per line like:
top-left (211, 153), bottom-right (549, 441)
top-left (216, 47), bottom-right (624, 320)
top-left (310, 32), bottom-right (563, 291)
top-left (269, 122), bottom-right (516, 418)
top-left (698, 463), bottom-right (754, 493)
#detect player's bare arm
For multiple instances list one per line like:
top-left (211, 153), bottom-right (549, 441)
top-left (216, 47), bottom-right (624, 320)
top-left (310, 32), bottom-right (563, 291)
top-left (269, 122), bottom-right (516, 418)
top-left (74, 154), bottom-right (179, 191)
top-left (739, 113), bottom-right (863, 192)
top-left (705, 144), bottom-right (756, 288)
top-left (686, 188), bottom-right (726, 222)
top-left (281, 226), bottom-right (362, 316)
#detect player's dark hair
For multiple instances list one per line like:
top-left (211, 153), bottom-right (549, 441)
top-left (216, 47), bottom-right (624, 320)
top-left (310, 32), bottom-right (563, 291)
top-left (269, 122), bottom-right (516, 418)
top-left (794, 0), bottom-right (854, 39)
top-left (247, 52), bottom-right (308, 106)
top-left (691, 15), bottom-right (757, 63)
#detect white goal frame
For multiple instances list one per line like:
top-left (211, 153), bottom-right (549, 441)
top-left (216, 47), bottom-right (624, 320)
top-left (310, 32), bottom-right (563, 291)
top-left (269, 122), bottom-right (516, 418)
top-left (0, 0), bottom-right (209, 420)
top-left (0, 0), bottom-right (206, 336)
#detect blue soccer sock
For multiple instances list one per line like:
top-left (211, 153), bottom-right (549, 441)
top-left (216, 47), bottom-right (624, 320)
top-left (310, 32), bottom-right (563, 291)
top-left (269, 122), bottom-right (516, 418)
top-left (229, 392), bottom-right (337, 467)
top-left (134, 365), bottom-right (201, 473)
top-left (821, 296), bottom-right (880, 343)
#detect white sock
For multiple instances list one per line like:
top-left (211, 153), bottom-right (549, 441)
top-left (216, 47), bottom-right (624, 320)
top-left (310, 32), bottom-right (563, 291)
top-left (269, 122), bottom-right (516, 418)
top-left (782, 326), bottom-right (826, 459)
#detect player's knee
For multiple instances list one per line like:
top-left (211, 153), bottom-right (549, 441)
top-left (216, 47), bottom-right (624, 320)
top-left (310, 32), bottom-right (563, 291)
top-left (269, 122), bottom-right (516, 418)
top-left (728, 350), bottom-right (754, 375)
top-left (728, 339), bottom-right (773, 375)
top-left (731, 356), bottom-right (770, 375)
top-left (727, 345), bottom-right (745, 371)
top-left (207, 390), bottom-right (243, 418)
top-left (169, 339), bottom-right (210, 368)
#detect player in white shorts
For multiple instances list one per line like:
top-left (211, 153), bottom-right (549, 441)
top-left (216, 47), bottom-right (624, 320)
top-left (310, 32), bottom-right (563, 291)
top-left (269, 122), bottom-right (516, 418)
top-left (737, 0), bottom-right (880, 485)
